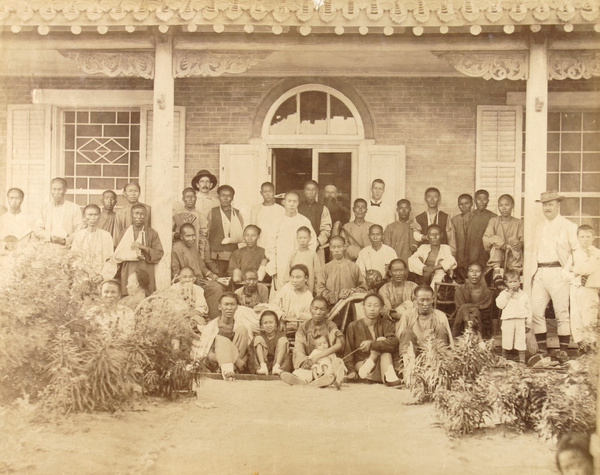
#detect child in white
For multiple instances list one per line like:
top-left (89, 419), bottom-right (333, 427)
top-left (292, 335), bottom-right (334, 383)
top-left (563, 225), bottom-right (600, 350)
top-left (496, 269), bottom-right (532, 363)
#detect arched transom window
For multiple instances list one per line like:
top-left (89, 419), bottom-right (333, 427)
top-left (266, 85), bottom-right (363, 137)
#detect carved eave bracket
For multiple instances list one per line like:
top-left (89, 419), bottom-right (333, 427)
top-left (60, 51), bottom-right (155, 79)
top-left (173, 51), bottom-right (271, 78)
top-left (434, 51), bottom-right (528, 80)
top-left (548, 51), bottom-right (600, 80)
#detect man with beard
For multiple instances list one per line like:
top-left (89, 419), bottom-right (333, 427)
top-left (322, 184), bottom-right (349, 236)
top-left (234, 268), bottom-right (269, 309)
top-left (191, 169), bottom-right (220, 218)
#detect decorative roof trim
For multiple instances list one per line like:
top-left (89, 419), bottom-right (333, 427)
top-left (0, 0), bottom-right (598, 28)
top-left (60, 50), bottom-right (155, 79)
top-left (174, 50), bottom-right (271, 77)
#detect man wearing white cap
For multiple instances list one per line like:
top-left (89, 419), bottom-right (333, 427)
top-left (529, 190), bottom-right (578, 358)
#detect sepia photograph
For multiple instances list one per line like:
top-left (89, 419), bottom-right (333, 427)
top-left (0, 0), bottom-right (599, 473)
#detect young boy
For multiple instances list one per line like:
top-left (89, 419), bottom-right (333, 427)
top-left (315, 235), bottom-right (367, 305)
top-left (71, 204), bottom-right (115, 283)
top-left (228, 225), bottom-right (268, 283)
top-left (250, 181), bottom-right (285, 249)
top-left (290, 226), bottom-right (321, 293)
top-left (114, 182), bottom-right (151, 245)
top-left (234, 268), bottom-right (269, 309)
top-left (340, 198), bottom-right (374, 261)
top-left (253, 309), bottom-right (291, 376)
top-left (454, 262), bottom-right (494, 338)
top-left (383, 199), bottom-right (417, 264)
top-left (465, 189), bottom-right (496, 268)
top-left (563, 224), bottom-right (600, 351)
top-left (495, 269), bottom-right (532, 363)
top-left (95, 279), bottom-right (135, 337)
top-left (411, 187), bottom-right (456, 254)
top-left (451, 193), bottom-right (473, 282)
top-left (408, 224), bottom-right (456, 288)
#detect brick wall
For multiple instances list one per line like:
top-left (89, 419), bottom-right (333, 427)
top-left (0, 74), bottom-right (598, 219)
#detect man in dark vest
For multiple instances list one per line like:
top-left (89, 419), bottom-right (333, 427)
top-left (205, 185), bottom-right (244, 277)
top-left (298, 180), bottom-right (332, 263)
top-left (410, 187), bottom-right (456, 255)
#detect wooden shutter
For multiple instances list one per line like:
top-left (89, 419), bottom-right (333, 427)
top-left (140, 106), bottom-right (186, 207)
top-left (220, 142), bottom-right (268, 225)
top-left (6, 105), bottom-right (52, 215)
top-left (476, 105), bottom-right (523, 216)
top-left (365, 144), bottom-right (406, 203)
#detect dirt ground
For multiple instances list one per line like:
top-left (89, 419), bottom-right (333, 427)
top-left (1, 379), bottom-right (559, 475)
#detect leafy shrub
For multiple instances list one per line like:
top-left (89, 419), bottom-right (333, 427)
top-left (435, 380), bottom-right (492, 436)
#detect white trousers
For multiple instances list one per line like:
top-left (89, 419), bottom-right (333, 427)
top-left (531, 267), bottom-right (571, 336)
top-left (570, 285), bottom-right (599, 344)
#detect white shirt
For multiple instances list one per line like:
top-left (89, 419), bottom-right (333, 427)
top-left (250, 202), bottom-right (285, 249)
top-left (0, 210), bottom-right (34, 241)
top-left (537, 217), bottom-right (563, 263)
top-left (356, 244), bottom-right (397, 278)
top-left (365, 201), bottom-right (395, 229)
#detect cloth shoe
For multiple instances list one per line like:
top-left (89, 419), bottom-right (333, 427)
top-left (272, 363), bottom-right (283, 375)
top-left (358, 358), bottom-right (376, 379)
top-left (280, 372), bottom-right (308, 386)
top-left (308, 373), bottom-right (335, 388)
top-left (256, 363), bottom-right (268, 375)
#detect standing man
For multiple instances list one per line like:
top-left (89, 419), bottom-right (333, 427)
top-left (191, 169), bottom-right (220, 218)
top-left (298, 180), bottom-right (332, 261)
top-left (250, 181), bottom-right (285, 249)
top-left (411, 187), bottom-right (456, 255)
top-left (451, 193), bottom-right (473, 282)
top-left (34, 177), bottom-right (83, 246)
top-left (340, 198), bottom-right (374, 261)
top-left (0, 188), bottom-right (35, 250)
top-left (464, 189), bottom-right (496, 268)
top-left (266, 191), bottom-right (317, 291)
top-left (529, 190), bottom-right (578, 358)
top-left (365, 179), bottom-right (396, 230)
top-left (98, 189), bottom-right (118, 246)
top-left (322, 184), bottom-right (350, 236)
top-left (173, 187), bottom-right (208, 257)
top-left (205, 185), bottom-right (244, 277)
top-left (383, 199), bottom-right (417, 264)
top-left (114, 182), bottom-right (151, 245)
top-left (71, 204), bottom-right (115, 283)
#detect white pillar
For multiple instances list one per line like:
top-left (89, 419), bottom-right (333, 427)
top-left (152, 33), bottom-right (174, 291)
top-left (523, 36), bottom-right (548, 293)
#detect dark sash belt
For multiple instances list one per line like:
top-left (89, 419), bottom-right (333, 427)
top-left (537, 261), bottom-right (561, 268)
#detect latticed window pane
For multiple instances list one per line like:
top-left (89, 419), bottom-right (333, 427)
top-left (63, 109), bottom-right (140, 206)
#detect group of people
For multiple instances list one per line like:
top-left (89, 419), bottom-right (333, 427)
top-left (1, 170), bottom-right (598, 386)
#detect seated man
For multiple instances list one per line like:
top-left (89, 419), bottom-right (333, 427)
top-left (114, 182), bottom-right (151, 245)
top-left (356, 224), bottom-right (397, 279)
top-left (315, 235), bottom-right (367, 306)
top-left (94, 279), bottom-right (135, 337)
top-left (234, 268), bottom-right (269, 309)
top-left (454, 262), bottom-right (494, 339)
top-left (344, 294), bottom-right (401, 386)
top-left (71, 204), bottom-right (115, 283)
top-left (397, 285), bottom-right (453, 353)
top-left (0, 188), bottom-right (35, 252)
top-left (228, 224), bottom-right (267, 283)
top-left (273, 264), bottom-right (314, 334)
top-left (378, 259), bottom-right (418, 329)
top-left (168, 266), bottom-right (209, 330)
top-left (172, 222), bottom-right (223, 320)
top-left (408, 225), bottom-right (456, 288)
top-left (35, 177), bottom-right (83, 246)
top-left (280, 297), bottom-right (346, 388)
top-left (193, 292), bottom-right (253, 381)
top-left (113, 204), bottom-right (163, 296)
top-left (119, 269), bottom-right (151, 311)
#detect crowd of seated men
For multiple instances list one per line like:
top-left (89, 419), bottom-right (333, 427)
top-left (1, 169), bottom-right (597, 386)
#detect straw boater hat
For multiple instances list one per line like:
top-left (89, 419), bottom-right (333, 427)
top-left (191, 169), bottom-right (217, 191)
top-left (535, 190), bottom-right (565, 203)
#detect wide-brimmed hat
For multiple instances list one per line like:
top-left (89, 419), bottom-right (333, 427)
top-left (191, 169), bottom-right (217, 191)
top-left (535, 190), bottom-right (565, 204)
